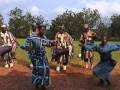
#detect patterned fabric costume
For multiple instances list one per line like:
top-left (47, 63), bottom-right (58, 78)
top-left (1, 31), bottom-right (17, 47)
top-left (0, 31), bottom-right (13, 64)
top-left (1, 31), bottom-right (17, 59)
top-left (80, 31), bottom-right (96, 61)
top-left (66, 34), bottom-right (73, 57)
top-left (84, 43), bottom-right (120, 81)
top-left (54, 32), bottom-right (69, 65)
top-left (21, 35), bottom-right (54, 87)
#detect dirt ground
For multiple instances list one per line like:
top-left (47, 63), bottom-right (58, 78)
top-left (0, 63), bottom-right (120, 90)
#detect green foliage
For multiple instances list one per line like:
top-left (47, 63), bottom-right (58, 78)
top-left (110, 14), bottom-right (120, 39)
top-left (8, 7), bottom-right (45, 38)
top-left (0, 7), bottom-right (120, 40)
top-left (50, 9), bottom-right (101, 39)
top-left (0, 13), bottom-right (3, 27)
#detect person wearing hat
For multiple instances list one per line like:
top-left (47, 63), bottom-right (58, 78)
top-left (20, 25), bottom-right (55, 89)
top-left (0, 24), bottom-right (17, 68)
top-left (80, 24), bottom-right (96, 69)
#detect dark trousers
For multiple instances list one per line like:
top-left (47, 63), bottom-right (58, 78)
top-left (52, 48), bottom-right (69, 65)
top-left (63, 48), bottom-right (69, 65)
top-left (81, 46), bottom-right (86, 60)
top-left (0, 46), bottom-right (12, 56)
top-left (0, 46), bottom-right (12, 62)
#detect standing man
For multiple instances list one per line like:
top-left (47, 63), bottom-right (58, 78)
top-left (0, 24), bottom-right (17, 68)
top-left (80, 24), bottom-right (96, 69)
top-left (55, 25), bottom-right (69, 72)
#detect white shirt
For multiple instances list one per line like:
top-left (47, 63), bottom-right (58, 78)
top-left (57, 33), bottom-right (65, 44)
top-left (57, 33), bottom-right (67, 48)
top-left (1, 31), bottom-right (15, 46)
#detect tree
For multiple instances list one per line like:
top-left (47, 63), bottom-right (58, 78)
top-left (8, 7), bottom-right (45, 38)
top-left (0, 13), bottom-right (3, 27)
top-left (93, 17), bottom-right (111, 40)
top-left (9, 7), bottom-right (25, 38)
top-left (110, 14), bottom-right (120, 39)
top-left (82, 8), bottom-right (100, 29)
top-left (50, 8), bottom-right (101, 39)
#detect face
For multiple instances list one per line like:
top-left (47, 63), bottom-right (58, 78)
top-left (35, 28), bottom-right (40, 35)
top-left (39, 26), bottom-right (46, 36)
top-left (59, 28), bottom-right (64, 34)
top-left (83, 24), bottom-right (89, 32)
top-left (1, 28), bottom-right (7, 33)
top-left (84, 24), bottom-right (89, 29)
top-left (101, 36), bottom-right (107, 44)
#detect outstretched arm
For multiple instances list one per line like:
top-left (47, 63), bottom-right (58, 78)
top-left (41, 38), bottom-right (55, 47)
top-left (20, 38), bottom-right (33, 51)
top-left (109, 44), bottom-right (120, 51)
top-left (84, 43), bottom-right (98, 51)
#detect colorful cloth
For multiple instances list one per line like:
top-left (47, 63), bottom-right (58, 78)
top-left (84, 41), bottom-right (95, 51)
top-left (1, 31), bottom-right (16, 47)
top-left (55, 32), bottom-right (70, 65)
top-left (80, 31), bottom-right (96, 60)
top-left (91, 44), bottom-right (120, 80)
top-left (21, 35), bottom-right (54, 86)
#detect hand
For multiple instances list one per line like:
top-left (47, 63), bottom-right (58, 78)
top-left (50, 40), bottom-right (56, 46)
top-left (19, 46), bottom-right (25, 49)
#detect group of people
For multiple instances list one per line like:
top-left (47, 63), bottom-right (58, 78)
top-left (80, 24), bottom-right (120, 86)
top-left (20, 23), bottom-right (120, 89)
top-left (0, 24), bottom-right (17, 68)
top-left (0, 23), bottom-right (119, 89)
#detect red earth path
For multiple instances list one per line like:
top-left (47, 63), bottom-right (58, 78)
top-left (0, 63), bottom-right (120, 90)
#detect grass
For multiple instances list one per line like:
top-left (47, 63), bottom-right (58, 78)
top-left (16, 39), bottom-right (30, 65)
top-left (16, 39), bottom-right (120, 66)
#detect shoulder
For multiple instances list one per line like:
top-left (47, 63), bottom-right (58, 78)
top-left (56, 32), bottom-right (60, 35)
top-left (64, 32), bottom-right (69, 36)
top-left (30, 33), bottom-right (36, 37)
top-left (64, 32), bottom-right (68, 35)
top-left (27, 35), bottom-right (37, 40)
top-left (43, 35), bottom-right (47, 39)
top-left (7, 31), bottom-right (12, 34)
top-left (4, 32), bottom-right (9, 37)
top-left (91, 31), bottom-right (96, 35)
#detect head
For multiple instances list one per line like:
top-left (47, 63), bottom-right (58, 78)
top-left (59, 25), bottom-right (65, 34)
top-left (35, 25), bottom-right (46, 36)
top-left (1, 24), bottom-right (7, 33)
top-left (32, 25), bottom-right (36, 32)
top-left (100, 35), bottom-right (108, 45)
top-left (83, 24), bottom-right (89, 32)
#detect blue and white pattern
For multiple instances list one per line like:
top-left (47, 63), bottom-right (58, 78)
top-left (21, 35), bottom-right (54, 87)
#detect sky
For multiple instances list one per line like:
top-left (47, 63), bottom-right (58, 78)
top-left (0, 0), bottom-right (120, 23)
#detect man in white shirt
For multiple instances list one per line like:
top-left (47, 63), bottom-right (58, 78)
top-left (55, 26), bottom-right (69, 72)
top-left (1, 24), bottom-right (17, 68)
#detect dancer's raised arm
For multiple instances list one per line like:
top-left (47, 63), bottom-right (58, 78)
top-left (20, 37), bottom-right (33, 51)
